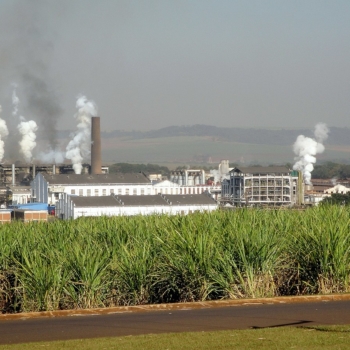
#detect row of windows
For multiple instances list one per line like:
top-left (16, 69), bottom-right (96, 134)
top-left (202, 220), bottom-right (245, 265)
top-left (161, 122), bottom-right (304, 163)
top-left (69, 187), bottom-right (208, 196)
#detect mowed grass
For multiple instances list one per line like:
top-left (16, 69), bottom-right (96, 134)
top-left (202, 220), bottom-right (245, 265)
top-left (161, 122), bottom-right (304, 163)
top-left (1, 326), bottom-right (350, 350)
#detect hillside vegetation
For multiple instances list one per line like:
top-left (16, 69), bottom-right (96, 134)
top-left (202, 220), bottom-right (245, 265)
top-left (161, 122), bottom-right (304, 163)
top-left (1, 206), bottom-right (350, 313)
top-left (102, 125), bottom-right (350, 146)
top-left (108, 161), bottom-right (350, 180)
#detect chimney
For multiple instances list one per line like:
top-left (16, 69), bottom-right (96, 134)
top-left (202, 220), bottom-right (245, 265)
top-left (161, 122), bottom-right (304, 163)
top-left (12, 164), bottom-right (15, 186)
top-left (91, 116), bottom-right (102, 174)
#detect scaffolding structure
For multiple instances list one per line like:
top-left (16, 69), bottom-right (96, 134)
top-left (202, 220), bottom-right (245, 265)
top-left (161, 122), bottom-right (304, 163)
top-left (222, 166), bottom-right (300, 206)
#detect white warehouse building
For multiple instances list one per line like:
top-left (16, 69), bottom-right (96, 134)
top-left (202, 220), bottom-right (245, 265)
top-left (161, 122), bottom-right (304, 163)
top-left (32, 173), bottom-right (153, 205)
top-left (56, 193), bottom-right (218, 220)
top-left (31, 173), bottom-right (220, 205)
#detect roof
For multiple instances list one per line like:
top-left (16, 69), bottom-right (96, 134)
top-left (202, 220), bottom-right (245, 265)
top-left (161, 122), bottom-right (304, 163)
top-left (41, 172), bottom-right (151, 185)
top-left (232, 166), bottom-right (291, 175)
top-left (325, 184), bottom-right (350, 194)
top-left (116, 195), bottom-right (168, 206)
top-left (162, 193), bottom-right (217, 206)
top-left (71, 196), bottom-right (122, 208)
top-left (153, 180), bottom-right (180, 188)
top-left (311, 185), bottom-right (332, 192)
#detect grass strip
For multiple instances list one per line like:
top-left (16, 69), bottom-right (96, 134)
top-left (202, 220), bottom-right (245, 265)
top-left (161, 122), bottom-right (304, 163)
top-left (1, 325), bottom-right (350, 350)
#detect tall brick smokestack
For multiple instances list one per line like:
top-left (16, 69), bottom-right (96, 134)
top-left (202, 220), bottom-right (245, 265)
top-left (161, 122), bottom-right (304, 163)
top-left (91, 116), bottom-right (102, 174)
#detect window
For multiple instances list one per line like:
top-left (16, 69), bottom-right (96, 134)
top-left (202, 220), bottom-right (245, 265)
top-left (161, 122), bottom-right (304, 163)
top-left (110, 189), bottom-right (114, 195)
top-left (141, 189), bottom-right (145, 195)
top-left (71, 189), bottom-right (75, 195)
top-left (79, 189), bottom-right (83, 196)
top-left (118, 188), bottom-right (122, 195)
top-left (102, 189), bottom-right (107, 196)
top-left (133, 188), bottom-right (137, 195)
top-left (94, 189), bottom-right (99, 196)
top-left (87, 189), bottom-right (91, 196)
top-left (125, 188), bottom-right (129, 195)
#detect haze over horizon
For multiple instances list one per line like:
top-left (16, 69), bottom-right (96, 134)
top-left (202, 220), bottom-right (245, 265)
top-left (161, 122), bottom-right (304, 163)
top-left (0, 0), bottom-right (349, 134)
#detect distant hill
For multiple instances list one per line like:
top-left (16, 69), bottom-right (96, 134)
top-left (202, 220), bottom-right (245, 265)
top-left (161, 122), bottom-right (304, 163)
top-left (99, 125), bottom-right (350, 146)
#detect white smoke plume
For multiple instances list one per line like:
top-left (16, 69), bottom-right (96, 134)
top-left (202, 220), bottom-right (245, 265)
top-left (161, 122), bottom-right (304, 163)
top-left (13, 87), bottom-right (38, 163)
top-left (12, 87), bottom-right (19, 117)
top-left (37, 148), bottom-right (65, 164)
top-left (66, 95), bottom-right (97, 174)
top-left (210, 160), bottom-right (230, 184)
top-left (17, 120), bottom-right (38, 163)
top-left (292, 123), bottom-right (329, 184)
top-left (0, 105), bottom-right (9, 162)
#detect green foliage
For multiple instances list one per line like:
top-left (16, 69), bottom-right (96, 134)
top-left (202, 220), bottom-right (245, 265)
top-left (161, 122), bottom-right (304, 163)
top-left (1, 207), bottom-right (350, 313)
top-left (321, 193), bottom-right (350, 205)
top-left (312, 162), bottom-right (350, 179)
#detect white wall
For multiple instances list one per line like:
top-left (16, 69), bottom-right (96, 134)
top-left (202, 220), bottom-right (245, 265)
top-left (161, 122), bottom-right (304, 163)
top-left (12, 193), bottom-right (31, 205)
top-left (72, 204), bottom-right (217, 219)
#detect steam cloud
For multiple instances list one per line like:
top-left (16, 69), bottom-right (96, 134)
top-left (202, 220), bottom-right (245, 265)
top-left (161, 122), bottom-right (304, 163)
top-left (0, 105), bottom-right (9, 162)
top-left (0, 1), bottom-right (64, 160)
top-left (66, 95), bottom-right (97, 174)
top-left (293, 123), bottom-right (329, 184)
top-left (37, 148), bottom-right (65, 164)
top-left (13, 88), bottom-right (38, 163)
top-left (210, 160), bottom-right (230, 184)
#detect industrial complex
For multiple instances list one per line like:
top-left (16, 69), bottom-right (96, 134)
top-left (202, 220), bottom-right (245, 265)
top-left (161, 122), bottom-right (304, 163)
top-left (0, 113), bottom-right (345, 223)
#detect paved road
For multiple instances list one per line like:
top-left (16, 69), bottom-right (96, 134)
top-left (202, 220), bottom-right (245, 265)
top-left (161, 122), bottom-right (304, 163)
top-left (1, 300), bottom-right (350, 345)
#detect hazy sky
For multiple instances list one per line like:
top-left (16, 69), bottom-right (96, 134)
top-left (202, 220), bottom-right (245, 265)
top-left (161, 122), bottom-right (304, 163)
top-left (0, 0), bottom-right (349, 132)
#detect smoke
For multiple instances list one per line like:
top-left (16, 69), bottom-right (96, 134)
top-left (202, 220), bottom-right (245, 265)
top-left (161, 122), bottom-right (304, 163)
top-left (331, 177), bottom-right (338, 186)
top-left (66, 95), bottom-right (97, 174)
top-left (0, 1), bottom-right (64, 158)
top-left (12, 87), bottom-right (19, 117)
top-left (0, 105), bottom-right (9, 162)
top-left (13, 87), bottom-right (38, 163)
top-left (37, 149), bottom-right (65, 164)
top-left (210, 169), bottom-right (220, 184)
top-left (17, 120), bottom-right (38, 162)
top-left (292, 123), bottom-right (329, 184)
top-left (210, 160), bottom-right (230, 184)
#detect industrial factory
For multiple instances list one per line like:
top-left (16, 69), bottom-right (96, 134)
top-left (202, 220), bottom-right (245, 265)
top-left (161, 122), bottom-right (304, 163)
top-left (0, 89), bottom-right (344, 222)
top-left (221, 167), bottom-right (301, 206)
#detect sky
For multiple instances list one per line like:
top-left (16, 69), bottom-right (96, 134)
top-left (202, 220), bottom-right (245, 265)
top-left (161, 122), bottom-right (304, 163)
top-left (0, 0), bottom-right (349, 135)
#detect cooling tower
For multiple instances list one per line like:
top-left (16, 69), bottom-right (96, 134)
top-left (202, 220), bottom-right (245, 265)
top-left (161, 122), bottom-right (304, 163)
top-left (91, 116), bottom-right (102, 175)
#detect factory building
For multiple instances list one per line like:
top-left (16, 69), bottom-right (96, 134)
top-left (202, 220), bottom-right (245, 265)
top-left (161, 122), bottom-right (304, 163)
top-left (221, 166), bottom-right (300, 206)
top-left (31, 173), bottom-right (221, 205)
top-left (31, 172), bottom-right (152, 205)
top-left (325, 184), bottom-right (350, 195)
top-left (0, 163), bottom-right (109, 187)
top-left (153, 180), bottom-right (221, 199)
top-left (56, 193), bottom-right (218, 220)
top-left (170, 169), bottom-right (206, 186)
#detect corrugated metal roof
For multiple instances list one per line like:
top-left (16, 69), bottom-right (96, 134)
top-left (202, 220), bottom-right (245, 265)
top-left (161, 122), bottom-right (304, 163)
top-left (71, 196), bottom-right (122, 207)
top-left (163, 193), bottom-right (217, 206)
top-left (232, 166), bottom-right (291, 175)
top-left (42, 172), bottom-right (151, 185)
top-left (116, 195), bottom-right (168, 206)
